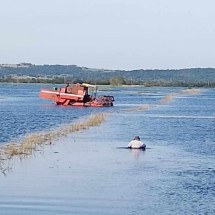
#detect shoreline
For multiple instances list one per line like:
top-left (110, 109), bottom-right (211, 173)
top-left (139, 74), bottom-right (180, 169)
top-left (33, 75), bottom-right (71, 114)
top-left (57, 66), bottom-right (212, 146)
top-left (0, 82), bottom-right (215, 88)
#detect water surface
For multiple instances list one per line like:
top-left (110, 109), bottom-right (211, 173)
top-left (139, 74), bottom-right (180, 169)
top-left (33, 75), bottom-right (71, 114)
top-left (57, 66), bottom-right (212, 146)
top-left (0, 84), bottom-right (214, 214)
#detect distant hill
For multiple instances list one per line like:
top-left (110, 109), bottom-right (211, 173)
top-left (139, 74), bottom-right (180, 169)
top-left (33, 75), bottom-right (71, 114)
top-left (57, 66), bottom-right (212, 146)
top-left (0, 64), bottom-right (215, 87)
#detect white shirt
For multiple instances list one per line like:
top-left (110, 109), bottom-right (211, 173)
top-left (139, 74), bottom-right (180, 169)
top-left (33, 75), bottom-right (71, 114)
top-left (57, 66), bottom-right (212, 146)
top-left (128, 140), bottom-right (145, 149)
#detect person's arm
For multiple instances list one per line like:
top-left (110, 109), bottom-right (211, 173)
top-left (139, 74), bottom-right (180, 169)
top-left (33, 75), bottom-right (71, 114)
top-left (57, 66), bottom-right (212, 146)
top-left (128, 141), bottom-right (133, 148)
top-left (140, 141), bottom-right (146, 148)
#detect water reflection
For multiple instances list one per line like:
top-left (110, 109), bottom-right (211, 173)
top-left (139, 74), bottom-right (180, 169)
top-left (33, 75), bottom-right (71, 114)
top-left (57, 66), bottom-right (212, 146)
top-left (129, 148), bottom-right (145, 160)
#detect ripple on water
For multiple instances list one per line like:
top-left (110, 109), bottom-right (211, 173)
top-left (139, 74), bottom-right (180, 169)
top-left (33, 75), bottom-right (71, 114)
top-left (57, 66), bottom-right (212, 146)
top-left (0, 84), bottom-right (215, 215)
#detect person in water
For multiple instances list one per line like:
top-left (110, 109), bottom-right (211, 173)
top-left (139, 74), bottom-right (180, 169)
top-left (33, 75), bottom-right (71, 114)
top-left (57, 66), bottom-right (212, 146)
top-left (128, 136), bottom-right (146, 149)
top-left (65, 83), bottom-right (70, 93)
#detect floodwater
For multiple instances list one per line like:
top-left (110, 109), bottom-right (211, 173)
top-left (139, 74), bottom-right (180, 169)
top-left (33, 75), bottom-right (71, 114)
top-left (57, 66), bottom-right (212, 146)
top-left (0, 84), bottom-right (214, 214)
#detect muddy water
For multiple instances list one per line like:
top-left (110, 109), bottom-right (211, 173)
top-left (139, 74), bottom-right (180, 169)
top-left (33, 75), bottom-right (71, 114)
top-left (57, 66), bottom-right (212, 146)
top-left (0, 84), bottom-right (214, 214)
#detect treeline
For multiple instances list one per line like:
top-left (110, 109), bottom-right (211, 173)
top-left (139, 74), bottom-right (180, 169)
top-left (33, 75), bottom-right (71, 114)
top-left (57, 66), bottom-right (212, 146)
top-left (0, 64), bottom-right (215, 87)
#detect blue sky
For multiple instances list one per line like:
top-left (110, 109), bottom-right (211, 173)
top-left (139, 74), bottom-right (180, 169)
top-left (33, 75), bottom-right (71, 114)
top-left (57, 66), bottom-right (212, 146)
top-left (0, 0), bottom-right (214, 70)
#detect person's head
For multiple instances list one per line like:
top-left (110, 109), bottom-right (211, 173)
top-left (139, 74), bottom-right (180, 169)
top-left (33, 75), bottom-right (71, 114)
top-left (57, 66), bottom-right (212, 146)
top-left (134, 136), bottom-right (140, 141)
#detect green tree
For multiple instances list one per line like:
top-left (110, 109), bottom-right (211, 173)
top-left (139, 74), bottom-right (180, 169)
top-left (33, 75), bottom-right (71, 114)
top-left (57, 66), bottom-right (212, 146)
top-left (110, 76), bottom-right (125, 86)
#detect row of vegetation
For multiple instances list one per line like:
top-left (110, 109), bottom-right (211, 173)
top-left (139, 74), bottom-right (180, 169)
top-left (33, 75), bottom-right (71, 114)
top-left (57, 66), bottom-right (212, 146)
top-left (0, 113), bottom-right (106, 175)
top-left (124, 88), bottom-right (201, 112)
top-left (1, 75), bottom-right (215, 87)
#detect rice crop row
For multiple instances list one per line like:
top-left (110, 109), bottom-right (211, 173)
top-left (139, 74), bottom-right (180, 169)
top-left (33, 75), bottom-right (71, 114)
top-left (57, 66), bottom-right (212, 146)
top-left (181, 88), bottom-right (201, 94)
top-left (160, 88), bottom-right (201, 104)
top-left (125, 88), bottom-right (201, 112)
top-left (159, 92), bottom-right (178, 105)
top-left (0, 113), bottom-right (106, 161)
top-left (124, 104), bottom-right (151, 112)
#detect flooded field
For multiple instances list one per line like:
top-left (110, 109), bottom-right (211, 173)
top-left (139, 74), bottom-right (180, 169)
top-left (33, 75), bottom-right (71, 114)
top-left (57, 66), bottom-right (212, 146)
top-left (0, 84), bottom-right (214, 214)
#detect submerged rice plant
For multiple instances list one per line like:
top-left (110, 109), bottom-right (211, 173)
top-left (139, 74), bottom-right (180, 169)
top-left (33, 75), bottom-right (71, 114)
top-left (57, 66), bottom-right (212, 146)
top-left (124, 104), bottom-right (151, 112)
top-left (160, 88), bottom-right (201, 105)
top-left (181, 88), bottom-right (201, 94)
top-left (159, 93), bottom-right (178, 105)
top-left (124, 88), bottom-right (202, 113)
top-left (0, 113), bottom-right (106, 162)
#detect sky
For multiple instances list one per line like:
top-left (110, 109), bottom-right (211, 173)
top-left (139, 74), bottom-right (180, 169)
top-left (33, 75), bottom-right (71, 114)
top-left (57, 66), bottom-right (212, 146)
top-left (0, 0), bottom-right (215, 70)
